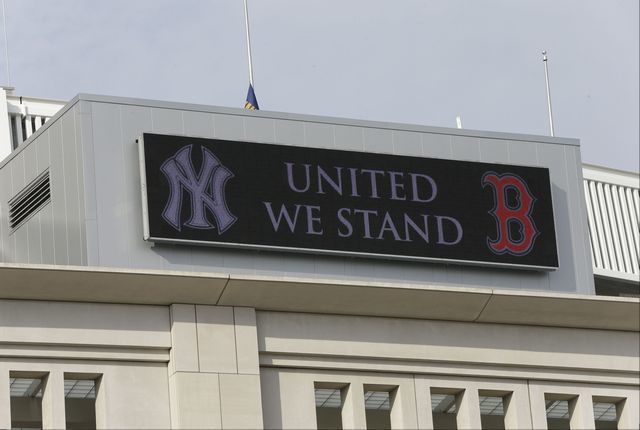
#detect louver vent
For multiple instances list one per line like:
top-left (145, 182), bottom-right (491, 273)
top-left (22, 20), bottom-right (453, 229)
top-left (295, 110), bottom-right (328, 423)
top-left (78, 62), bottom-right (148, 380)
top-left (9, 170), bottom-right (51, 231)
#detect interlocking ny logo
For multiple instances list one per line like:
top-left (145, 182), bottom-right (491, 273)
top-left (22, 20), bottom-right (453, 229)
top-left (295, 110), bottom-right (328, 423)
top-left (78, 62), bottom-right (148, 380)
top-left (160, 145), bottom-right (236, 233)
top-left (482, 171), bottom-right (540, 256)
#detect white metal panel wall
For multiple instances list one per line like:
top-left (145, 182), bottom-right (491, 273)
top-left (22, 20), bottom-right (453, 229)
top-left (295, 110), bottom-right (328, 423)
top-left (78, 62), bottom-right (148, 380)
top-left (583, 166), bottom-right (640, 282)
top-left (0, 103), bottom-right (87, 266)
top-left (79, 95), bottom-right (594, 294)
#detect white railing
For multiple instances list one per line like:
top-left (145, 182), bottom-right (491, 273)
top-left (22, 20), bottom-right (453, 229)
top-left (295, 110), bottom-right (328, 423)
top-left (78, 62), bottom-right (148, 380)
top-left (0, 87), bottom-right (65, 162)
top-left (583, 164), bottom-right (640, 283)
top-left (6, 94), bottom-right (64, 148)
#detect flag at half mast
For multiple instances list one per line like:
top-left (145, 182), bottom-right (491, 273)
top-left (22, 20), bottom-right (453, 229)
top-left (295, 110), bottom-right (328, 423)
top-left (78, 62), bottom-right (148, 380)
top-left (245, 84), bottom-right (259, 110)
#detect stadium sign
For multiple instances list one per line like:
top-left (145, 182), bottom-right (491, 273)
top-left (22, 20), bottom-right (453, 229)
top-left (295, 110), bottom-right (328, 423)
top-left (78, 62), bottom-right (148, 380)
top-left (139, 133), bottom-right (558, 270)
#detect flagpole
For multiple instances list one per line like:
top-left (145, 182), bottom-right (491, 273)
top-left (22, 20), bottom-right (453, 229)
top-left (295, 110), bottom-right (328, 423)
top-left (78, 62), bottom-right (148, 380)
top-left (1, 0), bottom-right (10, 85)
top-left (542, 50), bottom-right (554, 137)
top-left (243, 0), bottom-right (254, 87)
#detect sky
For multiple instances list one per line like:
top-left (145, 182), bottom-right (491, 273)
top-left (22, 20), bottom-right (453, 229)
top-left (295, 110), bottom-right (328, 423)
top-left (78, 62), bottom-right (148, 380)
top-left (2, 0), bottom-right (638, 172)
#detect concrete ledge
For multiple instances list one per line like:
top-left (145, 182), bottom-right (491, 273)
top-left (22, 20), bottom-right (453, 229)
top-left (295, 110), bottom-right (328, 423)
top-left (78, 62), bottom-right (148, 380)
top-left (1, 263), bottom-right (638, 331)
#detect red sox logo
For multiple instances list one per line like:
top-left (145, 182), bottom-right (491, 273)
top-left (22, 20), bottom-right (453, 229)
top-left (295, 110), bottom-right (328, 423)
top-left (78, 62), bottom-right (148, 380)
top-left (482, 172), bottom-right (540, 256)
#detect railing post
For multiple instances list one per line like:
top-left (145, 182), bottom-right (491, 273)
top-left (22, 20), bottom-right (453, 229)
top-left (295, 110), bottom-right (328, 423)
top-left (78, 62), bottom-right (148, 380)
top-left (0, 86), bottom-right (11, 161)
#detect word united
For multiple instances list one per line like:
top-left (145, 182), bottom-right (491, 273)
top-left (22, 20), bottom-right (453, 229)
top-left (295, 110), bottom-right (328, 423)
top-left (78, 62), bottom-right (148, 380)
top-left (263, 164), bottom-right (463, 246)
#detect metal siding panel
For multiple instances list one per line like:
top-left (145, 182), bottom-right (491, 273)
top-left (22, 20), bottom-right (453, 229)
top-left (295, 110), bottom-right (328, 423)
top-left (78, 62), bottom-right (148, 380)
top-left (120, 104), bottom-right (163, 269)
top-left (626, 188), bottom-right (640, 270)
top-left (61, 110), bottom-right (82, 265)
top-left (13, 224), bottom-right (28, 263)
top-left (312, 255), bottom-right (346, 277)
top-left (73, 104), bottom-right (87, 266)
top-left (344, 258), bottom-right (381, 279)
top-left (363, 127), bottom-right (392, 154)
top-left (611, 185), bottom-right (632, 273)
top-left (507, 140), bottom-right (538, 166)
top-left (244, 116), bottom-right (275, 143)
top-left (604, 183), bottom-right (625, 272)
top-left (91, 102), bottom-right (127, 266)
top-left (182, 110), bottom-right (215, 139)
top-left (392, 130), bottom-right (421, 157)
top-left (584, 181), bottom-right (602, 268)
top-left (38, 132), bottom-right (55, 264)
top-left (630, 189), bottom-right (640, 249)
top-left (274, 119), bottom-right (305, 147)
top-left (538, 144), bottom-right (574, 292)
top-left (48, 121), bottom-right (69, 264)
top-left (190, 246), bottom-right (225, 271)
top-left (10, 155), bottom-right (26, 262)
top-left (598, 183), bottom-right (619, 271)
top-left (618, 187), bottom-right (639, 273)
top-left (23, 144), bottom-right (40, 263)
top-left (151, 108), bottom-right (183, 136)
top-left (451, 135), bottom-right (480, 161)
top-left (214, 113), bottom-right (244, 141)
top-left (23, 143), bottom-right (38, 182)
top-left (39, 204), bottom-right (55, 263)
top-left (304, 122), bottom-right (334, 149)
top-left (0, 168), bottom-right (6, 262)
top-left (10, 151), bottom-right (25, 195)
top-left (26, 209), bottom-right (41, 264)
top-left (221, 247), bottom-right (256, 275)
top-left (78, 100), bottom-right (98, 265)
top-left (422, 133), bottom-right (452, 160)
top-left (156, 245), bottom-right (193, 272)
top-left (254, 252), bottom-right (315, 277)
top-left (590, 181), bottom-right (610, 270)
top-left (334, 125), bottom-right (364, 151)
top-left (460, 266), bottom-right (496, 289)
top-left (478, 138), bottom-right (509, 163)
top-left (565, 146), bottom-right (594, 292)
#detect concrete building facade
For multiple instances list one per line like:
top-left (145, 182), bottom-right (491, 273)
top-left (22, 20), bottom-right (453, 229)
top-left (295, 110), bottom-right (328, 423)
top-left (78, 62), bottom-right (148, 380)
top-left (0, 93), bottom-right (638, 429)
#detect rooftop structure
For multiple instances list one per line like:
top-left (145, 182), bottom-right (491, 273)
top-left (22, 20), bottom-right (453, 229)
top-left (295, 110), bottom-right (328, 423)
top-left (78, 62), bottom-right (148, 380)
top-left (0, 90), bottom-right (637, 429)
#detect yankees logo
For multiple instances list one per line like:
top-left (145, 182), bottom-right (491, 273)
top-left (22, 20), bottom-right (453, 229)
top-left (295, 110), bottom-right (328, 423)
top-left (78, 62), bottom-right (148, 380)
top-left (160, 145), bottom-right (236, 233)
top-left (482, 172), bottom-right (539, 256)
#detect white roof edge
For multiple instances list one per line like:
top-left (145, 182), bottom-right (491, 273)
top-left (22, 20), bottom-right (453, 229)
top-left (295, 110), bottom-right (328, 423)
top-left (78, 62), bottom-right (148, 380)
top-left (0, 263), bottom-right (637, 332)
top-left (583, 163), bottom-right (640, 188)
top-left (74, 93), bottom-right (581, 147)
top-left (6, 94), bottom-right (67, 104)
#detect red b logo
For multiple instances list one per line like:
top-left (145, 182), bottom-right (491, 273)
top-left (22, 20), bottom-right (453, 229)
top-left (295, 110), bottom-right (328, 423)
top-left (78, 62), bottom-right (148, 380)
top-left (482, 172), bottom-right (540, 256)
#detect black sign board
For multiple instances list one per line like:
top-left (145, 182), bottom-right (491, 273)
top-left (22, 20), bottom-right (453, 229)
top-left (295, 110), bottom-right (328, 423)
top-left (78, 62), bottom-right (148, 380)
top-left (139, 133), bottom-right (558, 270)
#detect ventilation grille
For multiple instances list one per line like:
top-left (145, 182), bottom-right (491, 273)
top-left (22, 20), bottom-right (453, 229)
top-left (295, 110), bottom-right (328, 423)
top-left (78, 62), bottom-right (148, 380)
top-left (9, 170), bottom-right (51, 231)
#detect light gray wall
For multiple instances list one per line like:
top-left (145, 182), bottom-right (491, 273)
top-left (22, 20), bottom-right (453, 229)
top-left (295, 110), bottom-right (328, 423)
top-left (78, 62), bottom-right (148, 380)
top-left (0, 101), bottom-right (87, 266)
top-left (0, 94), bottom-right (594, 294)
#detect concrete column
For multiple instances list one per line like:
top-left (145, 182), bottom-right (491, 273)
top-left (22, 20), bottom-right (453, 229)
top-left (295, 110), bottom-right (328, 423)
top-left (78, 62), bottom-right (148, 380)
top-left (168, 304), bottom-right (263, 429)
top-left (414, 381), bottom-right (434, 430)
top-left (94, 375), bottom-right (108, 430)
top-left (503, 390), bottom-right (533, 429)
top-left (569, 395), bottom-right (595, 430)
top-left (342, 382), bottom-right (367, 430)
top-left (0, 366), bottom-right (10, 429)
top-left (389, 384), bottom-right (419, 429)
top-left (219, 373), bottom-right (263, 429)
top-left (616, 397), bottom-right (640, 429)
top-left (169, 304), bottom-right (199, 374)
top-left (456, 388), bottom-right (482, 430)
top-left (234, 307), bottom-right (260, 375)
top-left (528, 385), bottom-right (549, 429)
top-left (42, 370), bottom-right (66, 430)
top-left (169, 372), bottom-right (222, 429)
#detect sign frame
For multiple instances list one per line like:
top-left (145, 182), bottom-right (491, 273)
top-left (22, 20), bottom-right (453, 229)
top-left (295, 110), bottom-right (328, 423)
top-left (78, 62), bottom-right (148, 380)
top-left (138, 133), bottom-right (559, 271)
